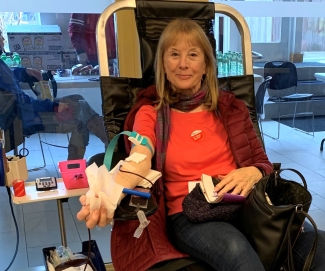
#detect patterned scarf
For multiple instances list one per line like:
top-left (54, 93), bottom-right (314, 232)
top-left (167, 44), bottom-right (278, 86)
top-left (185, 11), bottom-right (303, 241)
top-left (154, 84), bottom-right (207, 194)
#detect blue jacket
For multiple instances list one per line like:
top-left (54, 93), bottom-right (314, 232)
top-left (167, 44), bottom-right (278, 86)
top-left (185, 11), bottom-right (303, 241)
top-left (0, 60), bottom-right (59, 135)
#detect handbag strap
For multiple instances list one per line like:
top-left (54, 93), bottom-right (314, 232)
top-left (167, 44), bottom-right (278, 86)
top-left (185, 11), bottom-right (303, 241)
top-left (103, 131), bottom-right (132, 170)
top-left (286, 208), bottom-right (318, 271)
top-left (275, 167), bottom-right (308, 190)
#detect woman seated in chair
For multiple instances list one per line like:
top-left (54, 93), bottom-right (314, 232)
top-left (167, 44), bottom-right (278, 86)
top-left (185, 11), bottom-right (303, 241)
top-left (77, 19), bottom-right (325, 270)
top-left (0, 30), bottom-right (108, 160)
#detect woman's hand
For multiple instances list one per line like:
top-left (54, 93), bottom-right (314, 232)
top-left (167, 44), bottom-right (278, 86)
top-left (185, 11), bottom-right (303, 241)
top-left (26, 68), bottom-right (42, 82)
top-left (214, 166), bottom-right (263, 197)
top-left (58, 102), bottom-right (69, 113)
top-left (76, 195), bottom-right (114, 229)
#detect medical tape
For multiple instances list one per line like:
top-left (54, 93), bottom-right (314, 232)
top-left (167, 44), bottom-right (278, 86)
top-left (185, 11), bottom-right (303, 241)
top-left (125, 152), bottom-right (147, 163)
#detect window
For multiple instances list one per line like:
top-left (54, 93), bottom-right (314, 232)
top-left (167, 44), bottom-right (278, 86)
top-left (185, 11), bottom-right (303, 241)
top-left (301, 16), bottom-right (325, 61)
top-left (245, 16), bottom-right (281, 43)
top-left (0, 12), bottom-right (41, 50)
top-left (244, 0), bottom-right (281, 43)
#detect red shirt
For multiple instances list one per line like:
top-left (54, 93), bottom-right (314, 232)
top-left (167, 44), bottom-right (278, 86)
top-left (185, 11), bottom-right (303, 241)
top-left (133, 105), bottom-right (237, 215)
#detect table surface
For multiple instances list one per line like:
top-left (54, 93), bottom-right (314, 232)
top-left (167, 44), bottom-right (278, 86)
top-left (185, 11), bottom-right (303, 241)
top-left (11, 178), bottom-right (89, 204)
top-left (20, 75), bottom-right (101, 90)
top-left (315, 73), bottom-right (325, 81)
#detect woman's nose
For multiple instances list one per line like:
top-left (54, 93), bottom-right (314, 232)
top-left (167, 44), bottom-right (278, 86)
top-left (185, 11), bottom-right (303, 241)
top-left (178, 55), bottom-right (188, 69)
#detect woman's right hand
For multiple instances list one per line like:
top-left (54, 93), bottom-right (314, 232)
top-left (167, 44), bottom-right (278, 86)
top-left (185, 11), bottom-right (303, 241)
top-left (76, 195), bottom-right (114, 229)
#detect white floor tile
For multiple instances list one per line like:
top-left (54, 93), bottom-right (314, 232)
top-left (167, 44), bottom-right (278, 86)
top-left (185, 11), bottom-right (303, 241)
top-left (68, 197), bottom-right (84, 225)
top-left (281, 151), bottom-right (325, 171)
top-left (22, 199), bottom-right (69, 214)
top-left (0, 200), bottom-right (25, 233)
top-left (309, 209), bottom-right (325, 231)
top-left (0, 231), bottom-right (28, 270)
top-left (24, 209), bottom-right (80, 248)
top-left (309, 195), bottom-right (325, 212)
top-left (265, 148), bottom-right (295, 164)
top-left (25, 149), bottom-right (53, 170)
top-left (48, 145), bottom-right (69, 158)
top-left (315, 169), bottom-right (325, 178)
top-left (307, 182), bottom-right (325, 199)
top-left (26, 167), bottom-right (60, 182)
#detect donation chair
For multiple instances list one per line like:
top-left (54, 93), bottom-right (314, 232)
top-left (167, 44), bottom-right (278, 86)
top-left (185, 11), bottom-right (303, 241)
top-left (264, 61), bottom-right (315, 139)
top-left (90, 0), bottom-right (262, 270)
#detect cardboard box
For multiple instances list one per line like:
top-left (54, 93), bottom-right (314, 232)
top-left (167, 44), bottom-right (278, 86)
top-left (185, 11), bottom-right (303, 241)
top-left (19, 50), bottom-right (77, 70)
top-left (7, 25), bottom-right (63, 52)
top-left (290, 53), bottom-right (304, 63)
top-left (61, 50), bottom-right (78, 69)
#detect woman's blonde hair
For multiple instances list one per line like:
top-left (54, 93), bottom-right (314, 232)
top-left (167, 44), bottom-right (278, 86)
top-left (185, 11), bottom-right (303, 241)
top-left (154, 18), bottom-right (218, 111)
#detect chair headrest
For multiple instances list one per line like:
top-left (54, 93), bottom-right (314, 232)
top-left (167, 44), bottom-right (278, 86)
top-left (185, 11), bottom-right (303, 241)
top-left (135, 0), bottom-right (216, 87)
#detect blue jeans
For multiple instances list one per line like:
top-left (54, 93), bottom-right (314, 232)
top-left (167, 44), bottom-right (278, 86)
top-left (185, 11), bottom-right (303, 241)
top-left (167, 213), bottom-right (264, 271)
top-left (168, 213), bottom-right (325, 271)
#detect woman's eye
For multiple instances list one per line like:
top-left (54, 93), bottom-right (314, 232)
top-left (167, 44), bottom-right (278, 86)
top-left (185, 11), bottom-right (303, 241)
top-left (190, 53), bottom-right (198, 57)
top-left (171, 52), bottom-right (179, 57)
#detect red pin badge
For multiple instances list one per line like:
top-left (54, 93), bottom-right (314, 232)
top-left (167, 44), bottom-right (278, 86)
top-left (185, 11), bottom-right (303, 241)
top-left (191, 130), bottom-right (204, 141)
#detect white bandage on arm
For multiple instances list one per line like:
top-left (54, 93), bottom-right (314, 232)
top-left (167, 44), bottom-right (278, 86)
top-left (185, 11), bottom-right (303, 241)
top-left (125, 152), bottom-right (147, 163)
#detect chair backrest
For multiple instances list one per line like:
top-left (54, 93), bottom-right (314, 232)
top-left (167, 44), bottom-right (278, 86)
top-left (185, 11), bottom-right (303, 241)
top-left (135, 0), bottom-right (216, 88)
top-left (264, 61), bottom-right (298, 91)
top-left (255, 76), bottom-right (272, 116)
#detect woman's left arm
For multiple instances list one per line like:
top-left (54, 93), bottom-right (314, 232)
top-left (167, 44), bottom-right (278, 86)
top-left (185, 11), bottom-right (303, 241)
top-left (215, 103), bottom-right (273, 197)
top-left (243, 107), bottom-right (273, 175)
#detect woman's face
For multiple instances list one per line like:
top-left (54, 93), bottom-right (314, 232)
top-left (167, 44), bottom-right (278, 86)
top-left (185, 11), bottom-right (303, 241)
top-left (163, 37), bottom-right (206, 95)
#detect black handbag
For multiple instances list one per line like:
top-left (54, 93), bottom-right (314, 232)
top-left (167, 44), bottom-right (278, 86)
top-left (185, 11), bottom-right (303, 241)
top-left (237, 163), bottom-right (318, 271)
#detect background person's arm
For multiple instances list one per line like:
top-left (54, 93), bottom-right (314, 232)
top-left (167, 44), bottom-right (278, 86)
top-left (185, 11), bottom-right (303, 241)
top-left (10, 67), bottom-right (59, 112)
top-left (12, 67), bottom-right (42, 82)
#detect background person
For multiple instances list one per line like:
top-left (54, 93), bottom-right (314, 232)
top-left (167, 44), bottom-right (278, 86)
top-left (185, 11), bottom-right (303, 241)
top-left (68, 13), bottom-right (116, 69)
top-left (76, 19), bottom-right (325, 270)
top-left (0, 30), bottom-right (108, 160)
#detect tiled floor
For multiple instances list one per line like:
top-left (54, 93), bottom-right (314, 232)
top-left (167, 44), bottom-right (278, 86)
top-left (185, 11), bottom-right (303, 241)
top-left (1, 120), bottom-right (325, 270)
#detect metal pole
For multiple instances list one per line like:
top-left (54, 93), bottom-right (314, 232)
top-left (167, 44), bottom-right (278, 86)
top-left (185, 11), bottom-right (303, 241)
top-left (57, 199), bottom-right (67, 247)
